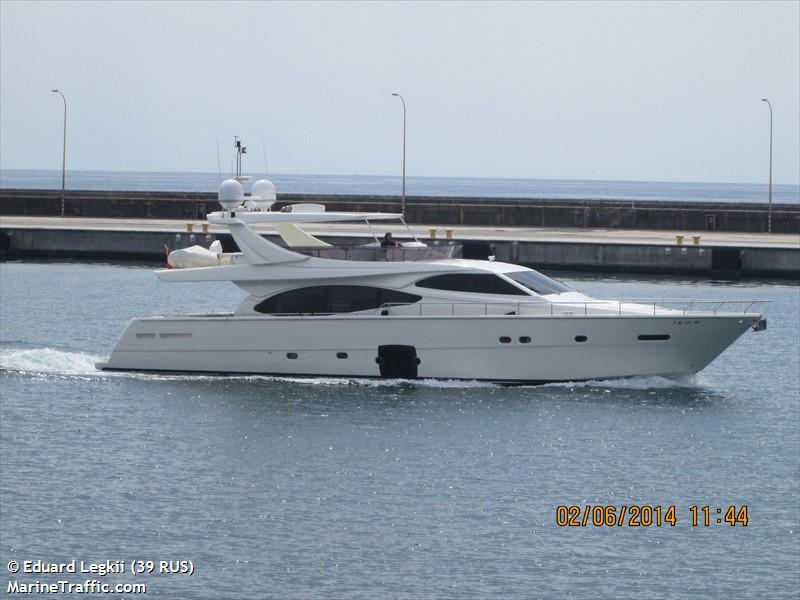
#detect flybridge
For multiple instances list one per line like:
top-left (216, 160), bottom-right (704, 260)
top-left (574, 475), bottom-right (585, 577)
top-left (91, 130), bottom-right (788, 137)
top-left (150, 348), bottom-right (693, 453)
top-left (209, 176), bottom-right (425, 254)
top-left (161, 137), bottom-right (456, 270)
top-left (214, 138), bottom-right (404, 224)
top-left (204, 137), bottom-right (431, 256)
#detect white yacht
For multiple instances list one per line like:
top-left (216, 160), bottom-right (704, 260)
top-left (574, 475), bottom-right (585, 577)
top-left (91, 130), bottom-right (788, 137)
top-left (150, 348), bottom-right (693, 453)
top-left (98, 178), bottom-right (767, 383)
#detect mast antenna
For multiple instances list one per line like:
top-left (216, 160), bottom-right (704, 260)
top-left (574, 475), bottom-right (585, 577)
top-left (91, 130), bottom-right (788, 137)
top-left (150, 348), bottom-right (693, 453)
top-left (216, 140), bottom-right (222, 184)
top-left (234, 136), bottom-right (247, 178)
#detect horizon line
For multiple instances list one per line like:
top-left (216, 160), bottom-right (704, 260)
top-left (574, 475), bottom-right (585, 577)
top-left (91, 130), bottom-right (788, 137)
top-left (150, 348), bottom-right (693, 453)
top-left (0, 167), bottom-right (798, 189)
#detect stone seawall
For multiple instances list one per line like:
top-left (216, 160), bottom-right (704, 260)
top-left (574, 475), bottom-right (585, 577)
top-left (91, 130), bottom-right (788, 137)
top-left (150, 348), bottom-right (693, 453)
top-left (2, 188), bottom-right (798, 233)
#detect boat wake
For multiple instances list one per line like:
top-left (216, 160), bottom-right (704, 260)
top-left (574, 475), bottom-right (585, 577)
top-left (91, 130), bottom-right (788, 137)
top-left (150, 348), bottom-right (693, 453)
top-left (542, 375), bottom-right (702, 390)
top-left (0, 346), bottom-right (701, 390)
top-left (0, 346), bottom-right (499, 388)
top-left (0, 346), bottom-right (104, 377)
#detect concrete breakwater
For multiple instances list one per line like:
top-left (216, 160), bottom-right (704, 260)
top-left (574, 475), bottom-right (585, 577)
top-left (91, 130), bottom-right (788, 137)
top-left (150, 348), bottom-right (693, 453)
top-left (1, 217), bottom-right (798, 278)
top-left (2, 188), bottom-right (799, 233)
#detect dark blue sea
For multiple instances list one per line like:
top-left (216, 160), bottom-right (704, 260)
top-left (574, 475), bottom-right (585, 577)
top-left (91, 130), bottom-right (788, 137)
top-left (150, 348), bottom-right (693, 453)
top-left (1, 262), bottom-right (798, 598)
top-left (2, 169), bottom-right (799, 204)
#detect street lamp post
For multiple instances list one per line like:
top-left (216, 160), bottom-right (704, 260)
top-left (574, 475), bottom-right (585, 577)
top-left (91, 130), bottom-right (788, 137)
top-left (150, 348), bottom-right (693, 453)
top-left (51, 89), bottom-right (67, 217)
top-left (391, 92), bottom-right (406, 215)
top-left (761, 98), bottom-right (773, 234)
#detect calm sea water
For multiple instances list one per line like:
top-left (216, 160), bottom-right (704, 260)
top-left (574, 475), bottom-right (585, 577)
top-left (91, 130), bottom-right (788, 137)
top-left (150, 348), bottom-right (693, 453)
top-left (2, 168), bottom-right (799, 204)
top-left (1, 262), bottom-right (798, 598)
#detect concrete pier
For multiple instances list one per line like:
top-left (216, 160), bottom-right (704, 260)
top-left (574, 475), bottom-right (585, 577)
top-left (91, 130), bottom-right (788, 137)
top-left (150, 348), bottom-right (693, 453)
top-left (2, 188), bottom-right (799, 233)
top-left (2, 216), bottom-right (797, 278)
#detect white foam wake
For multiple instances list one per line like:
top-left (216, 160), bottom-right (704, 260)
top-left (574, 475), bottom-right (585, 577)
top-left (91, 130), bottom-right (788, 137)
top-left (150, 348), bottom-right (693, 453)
top-left (543, 375), bottom-right (702, 390)
top-left (0, 346), bottom-right (104, 376)
top-left (272, 377), bottom-right (498, 389)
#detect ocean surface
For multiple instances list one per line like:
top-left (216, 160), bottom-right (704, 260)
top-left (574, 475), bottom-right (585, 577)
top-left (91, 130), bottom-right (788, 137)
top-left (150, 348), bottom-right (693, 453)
top-left (2, 168), bottom-right (799, 204)
top-left (1, 262), bottom-right (798, 598)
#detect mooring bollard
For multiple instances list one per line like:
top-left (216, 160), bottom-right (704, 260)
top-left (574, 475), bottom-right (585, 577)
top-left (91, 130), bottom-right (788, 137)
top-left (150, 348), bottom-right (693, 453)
top-left (429, 228), bottom-right (437, 239)
top-left (693, 235), bottom-right (701, 245)
top-left (202, 223), bottom-right (209, 234)
top-left (186, 223), bottom-right (194, 233)
top-left (675, 234), bottom-right (684, 245)
top-left (445, 228), bottom-right (454, 239)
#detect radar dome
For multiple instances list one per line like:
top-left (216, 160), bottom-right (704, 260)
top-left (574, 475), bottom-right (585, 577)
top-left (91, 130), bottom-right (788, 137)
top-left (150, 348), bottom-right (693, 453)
top-left (218, 179), bottom-right (244, 210)
top-left (251, 179), bottom-right (277, 210)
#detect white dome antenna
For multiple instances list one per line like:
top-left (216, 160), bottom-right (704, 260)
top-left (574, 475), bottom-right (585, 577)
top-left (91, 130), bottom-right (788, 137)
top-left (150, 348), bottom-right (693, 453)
top-left (251, 179), bottom-right (277, 211)
top-left (218, 178), bottom-right (244, 211)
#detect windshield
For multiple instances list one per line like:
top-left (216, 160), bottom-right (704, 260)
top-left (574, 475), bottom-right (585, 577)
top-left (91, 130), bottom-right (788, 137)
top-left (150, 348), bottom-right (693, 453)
top-left (505, 270), bottom-right (573, 296)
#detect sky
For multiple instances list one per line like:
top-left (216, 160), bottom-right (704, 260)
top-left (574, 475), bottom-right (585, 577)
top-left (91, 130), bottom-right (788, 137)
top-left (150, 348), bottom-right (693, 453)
top-left (1, 0), bottom-right (798, 184)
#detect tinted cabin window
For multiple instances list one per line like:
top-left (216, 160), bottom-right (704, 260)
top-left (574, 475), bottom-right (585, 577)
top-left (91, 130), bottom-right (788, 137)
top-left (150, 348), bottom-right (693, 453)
top-left (505, 270), bottom-right (572, 295)
top-left (416, 274), bottom-right (527, 295)
top-left (254, 286), bottom-right (421, 314)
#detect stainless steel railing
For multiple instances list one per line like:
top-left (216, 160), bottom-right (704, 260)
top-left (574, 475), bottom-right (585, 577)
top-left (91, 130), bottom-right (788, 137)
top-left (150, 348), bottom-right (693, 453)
top-left (373, 299), bottom-right (769, 317)
top-left (248, 299), bottom-right (767, 318)
top-left (292, 245), bottom-right (460, 262)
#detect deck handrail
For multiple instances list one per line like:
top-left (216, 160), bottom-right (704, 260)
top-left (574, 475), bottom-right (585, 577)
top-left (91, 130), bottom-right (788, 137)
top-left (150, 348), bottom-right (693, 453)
top-left (247, 299), bottom-right (768, 318)
top-left (372, 299), bottom-right (769, 317)
top-left (292, 244), bottom-right (460, 262)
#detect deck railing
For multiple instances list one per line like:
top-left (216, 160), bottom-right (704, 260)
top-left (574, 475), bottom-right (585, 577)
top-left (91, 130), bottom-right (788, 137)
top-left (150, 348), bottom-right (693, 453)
top-left (292, 244), bottom-right (460, 262)
top-left (249, 299), bottom-right (768, 318)
top-left (372, 299), bottom-right (769, 317)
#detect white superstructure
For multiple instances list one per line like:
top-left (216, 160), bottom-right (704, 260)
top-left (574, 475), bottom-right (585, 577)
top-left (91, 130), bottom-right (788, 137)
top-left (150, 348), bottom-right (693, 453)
top-left (98, 176), bottom-right (767, 383)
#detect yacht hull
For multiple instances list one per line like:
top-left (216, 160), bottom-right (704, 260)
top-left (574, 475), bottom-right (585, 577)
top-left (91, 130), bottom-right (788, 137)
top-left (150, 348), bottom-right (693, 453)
top-left (99, 314), bottom-right (757, 383)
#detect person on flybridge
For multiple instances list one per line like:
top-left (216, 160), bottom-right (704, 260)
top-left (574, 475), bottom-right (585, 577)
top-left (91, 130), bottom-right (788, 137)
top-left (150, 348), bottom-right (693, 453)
top-left (381, 232), bottom-right (402, 248)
